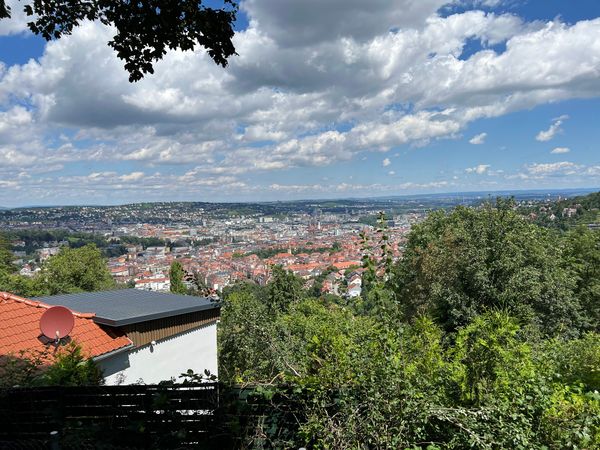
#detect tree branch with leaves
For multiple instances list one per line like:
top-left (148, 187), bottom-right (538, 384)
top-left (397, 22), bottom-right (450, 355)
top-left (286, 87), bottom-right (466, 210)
top-left (0, 0), bottom-right (238, 81)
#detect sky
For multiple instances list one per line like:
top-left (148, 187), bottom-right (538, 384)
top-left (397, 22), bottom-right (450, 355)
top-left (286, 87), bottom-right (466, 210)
top-left (0, 0), bottom-right (599, 206)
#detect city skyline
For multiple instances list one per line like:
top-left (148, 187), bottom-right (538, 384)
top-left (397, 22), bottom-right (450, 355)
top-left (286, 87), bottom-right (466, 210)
top-left (1, 1), bottom-right (600, 206)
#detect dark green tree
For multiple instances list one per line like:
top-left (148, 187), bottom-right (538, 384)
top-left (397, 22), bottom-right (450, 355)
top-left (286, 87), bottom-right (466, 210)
top-left (41, 244), bottom-right (115, 295)
top-left (0, 0), bottom-right (237, 82)
top-left (0, 233), bottom-right (15, 275)
top-left (218, 289), bottom-right (280, 383)
top-left (267, 265), bottom-right (304, 313)
top-left (393, 200), bottom-right (582, 335)
top-left (563, 226), bottom-right (600, 331)
top-left (169, 261), bottom-right (187, 294)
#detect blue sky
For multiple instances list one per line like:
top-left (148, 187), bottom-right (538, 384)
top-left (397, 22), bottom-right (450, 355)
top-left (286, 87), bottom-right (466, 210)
top-left (0, 0), bottom-right (599, 206)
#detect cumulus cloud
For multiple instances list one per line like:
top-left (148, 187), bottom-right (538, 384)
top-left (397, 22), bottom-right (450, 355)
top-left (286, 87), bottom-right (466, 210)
top-left (119, 172), bottom-right (145, 182)
top-left (383, 158), bottom-right (391, 167)
top-left (0, 0), bottom-right (30, 35)
top-left (242, 0), bottom-right (448, 47)
top-left (465, 164), bottom-right (491, 174)
top-left (1, 2), bottom-right (600, 203)
top-left (536, 115), bottom-right (568, 142)
top-left (551, 147), bottom-right (570, 154)
top-left (469, 132), bottom-right (487, 144)
top-left (526, 161), bottom-right (579, 175)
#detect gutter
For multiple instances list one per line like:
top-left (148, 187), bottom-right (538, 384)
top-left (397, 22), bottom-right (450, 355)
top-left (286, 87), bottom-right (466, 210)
top-left (92, 343), bottom-right (134, 362)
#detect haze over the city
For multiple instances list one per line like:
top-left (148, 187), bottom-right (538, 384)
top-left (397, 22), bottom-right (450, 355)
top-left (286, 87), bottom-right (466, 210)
top-left (1, 0), bottom-right (600, 206)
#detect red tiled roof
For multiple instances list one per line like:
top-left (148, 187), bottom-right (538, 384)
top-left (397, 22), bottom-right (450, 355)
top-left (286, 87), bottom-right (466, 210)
top-left (333, 261), bottom-right (362, 270)
top-left (0, 292), bottom-right (132, 361)
top-left (135, 278), bottom-right (168, 284)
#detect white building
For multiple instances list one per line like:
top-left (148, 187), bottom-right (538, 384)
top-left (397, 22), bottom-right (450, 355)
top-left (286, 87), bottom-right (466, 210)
top-left (135, 277), bottom-right (171, 292)
top-left (36, 289), bottom-right (220, 384)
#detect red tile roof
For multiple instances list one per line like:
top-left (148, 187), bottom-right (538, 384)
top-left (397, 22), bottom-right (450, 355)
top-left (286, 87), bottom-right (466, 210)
top-left (333, 261), bottom-right (362, 270)
top-left (0, 292), bottom-right (132, 361)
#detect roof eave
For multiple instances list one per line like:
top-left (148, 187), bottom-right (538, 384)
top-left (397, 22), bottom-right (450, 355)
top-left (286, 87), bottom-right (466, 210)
top-left (93, 302), bottom-right (221, 327)
top-left (92, 343), bottom-right (134, 362)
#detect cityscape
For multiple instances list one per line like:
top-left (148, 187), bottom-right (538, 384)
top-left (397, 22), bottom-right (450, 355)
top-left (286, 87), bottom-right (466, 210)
top-left (1, 0), bottom-right (600, 447)
top-left (2, 188), bottom-right (597, 299)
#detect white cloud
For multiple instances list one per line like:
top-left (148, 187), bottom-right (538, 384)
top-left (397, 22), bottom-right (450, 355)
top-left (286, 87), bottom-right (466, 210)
top-left (1, 5), bottom-right (600, 202)
top-left (551, 147), bottom-right (570, 154)
top-left (119, 172), bottom-right (145, 182)
top-left (536, 115), bottom-right (568, 142)
top-left (242, 0), bottom-right (448, 47)
top-left (388, 170), bottom-right (395, 175)
top-left (469, 132), bottom-right (487, 144)
top-left (526, 161), bottom-right (579, 175)
top-left (0, 0), bottom-right (30, 35)
top-left (503, 160), bottom-right (600, 184)
top-left (465, 164), bottom-right (491, 174)
top-left (383, 158), bottom-right (391, 167)
top-left (266, 180), bottom-right (450, 196)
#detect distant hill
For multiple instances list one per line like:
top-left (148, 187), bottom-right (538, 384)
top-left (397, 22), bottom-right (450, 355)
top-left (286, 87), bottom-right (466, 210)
top-left (520, 191), bottom-right (600, 230)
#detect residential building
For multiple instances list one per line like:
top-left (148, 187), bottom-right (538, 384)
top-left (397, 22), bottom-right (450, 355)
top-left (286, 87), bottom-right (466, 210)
top-left (35, 289), bottom-right (220, 385)
top-left (0, 292), bottom-right (132, 365)
top-left (0, 289), bottom-right (220, 385)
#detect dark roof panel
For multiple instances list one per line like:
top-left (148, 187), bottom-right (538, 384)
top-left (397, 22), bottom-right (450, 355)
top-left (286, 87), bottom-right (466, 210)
top-left (34, 289), bottom-right (220, 327)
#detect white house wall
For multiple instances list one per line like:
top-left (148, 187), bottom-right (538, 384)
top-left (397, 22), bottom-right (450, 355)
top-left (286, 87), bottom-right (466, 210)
top-left (99, 322), bottom-right (218, 385)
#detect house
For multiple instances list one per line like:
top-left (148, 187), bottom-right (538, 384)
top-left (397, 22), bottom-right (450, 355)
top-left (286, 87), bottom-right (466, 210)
top-left (35, 289), bottom-right (220, 385)
top-left (110, 266), bottom-right (130, 277)
top-left (346, 284), bottom-right (362, 298)
top-left (134, 277), bottom-right (170, 291)
top-left (0, 291), bottom-right (132, 365)
top-left (346, 273), bottom-right (362, 298)
top-left (0, 289), bottom-right (220, 385)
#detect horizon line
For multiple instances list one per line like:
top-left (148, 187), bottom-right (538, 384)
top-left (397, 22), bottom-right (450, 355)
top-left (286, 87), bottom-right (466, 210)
top-left (1, 186), bottom-right (598, 210)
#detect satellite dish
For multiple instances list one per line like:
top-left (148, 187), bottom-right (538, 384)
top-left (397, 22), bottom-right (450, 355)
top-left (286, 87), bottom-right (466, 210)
top-left (40, 306), bottom-right (74, 340)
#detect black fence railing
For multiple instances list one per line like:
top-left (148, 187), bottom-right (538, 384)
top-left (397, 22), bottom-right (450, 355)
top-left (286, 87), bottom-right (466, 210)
top-left (0, 383), bottom-right (304, 449)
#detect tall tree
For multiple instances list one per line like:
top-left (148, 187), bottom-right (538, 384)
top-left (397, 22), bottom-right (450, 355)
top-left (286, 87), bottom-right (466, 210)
top-left (0, 233), bottom-right (15, 275)
top-left (218, 289), bottom-right (279, 382)
top-left (169, 261), bottom-right (187, 294)
top-left (267, 265), bottom-right (304, 313)
top-left (41, 244), bottom-right (115, 294)
top-left (393, 200), bottom-right (582, 335)
top-left (0, 0), bottom-right (237, 82)
top-left (563, 226), bottom-right (600, 331)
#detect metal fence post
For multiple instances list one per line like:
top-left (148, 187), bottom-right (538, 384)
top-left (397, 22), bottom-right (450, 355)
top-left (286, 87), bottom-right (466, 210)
top-left (50, 430), bottom-right (60, 450)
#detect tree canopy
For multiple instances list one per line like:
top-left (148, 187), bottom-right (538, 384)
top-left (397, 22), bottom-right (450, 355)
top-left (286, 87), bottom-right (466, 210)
top-left (2, 199), bottom-right (600, 447)
top-left (0, 0), bottom-right (238, 81)
top-left (267, 265), bottom-right (304, 313)
top-left (41, 244), bottom-right (116, 294)
top-left (0, 243), bottom-right (115, 296)
top-left (392, 200), bottom-right (584, 335)
top-left (215, 199), bottom-right (600, 447)
top-left (0, 233), bottom-right (15, 276)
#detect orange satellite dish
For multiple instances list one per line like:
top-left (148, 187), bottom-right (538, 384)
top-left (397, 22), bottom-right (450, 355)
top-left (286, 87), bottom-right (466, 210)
top-left (40, 306), bottom-right (75, 340)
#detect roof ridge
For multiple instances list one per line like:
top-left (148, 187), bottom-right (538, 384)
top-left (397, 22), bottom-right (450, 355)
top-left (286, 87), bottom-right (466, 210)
top-left (0, 291), bottom-right (96, 319)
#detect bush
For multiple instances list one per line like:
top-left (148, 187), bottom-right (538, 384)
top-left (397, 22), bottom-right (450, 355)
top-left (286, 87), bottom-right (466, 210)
top-left (0, 343), bottom-right (103, 388)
